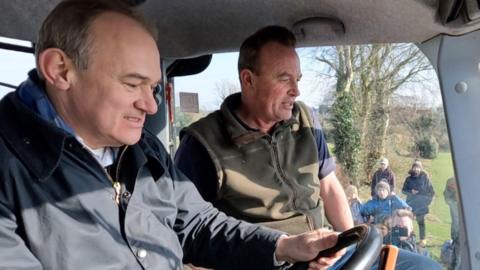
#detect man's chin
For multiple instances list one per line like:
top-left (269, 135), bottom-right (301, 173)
top-left (115, 134), bottom-right (142, 146)
top-left (281, 113), bottom-right (292, 120)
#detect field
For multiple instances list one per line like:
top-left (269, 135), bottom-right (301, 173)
top-left (421, 152), bottom-right (455, 263)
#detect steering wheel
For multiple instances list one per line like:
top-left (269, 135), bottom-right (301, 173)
top-left (291, 224), bottom-right (383, 270)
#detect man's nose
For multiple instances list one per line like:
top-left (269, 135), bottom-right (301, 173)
top-left (289, 81), bottom-right (300, 97)
top-left (136, 87), bottom-right (158, 115)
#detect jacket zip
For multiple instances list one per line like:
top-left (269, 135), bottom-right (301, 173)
top-left (111, 181), bottom-right (122, 205)
top-left (270, 137), bottom-right (298, 209)
top-left (82, 145), bottom-right (128, 205)
top-left (111, 146), bottom-right (128, 204)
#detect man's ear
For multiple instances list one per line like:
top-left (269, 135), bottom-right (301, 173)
top-left (239, 69), bottom-right (254, 89)
top-left (38, 48), bottom-right (74, 91)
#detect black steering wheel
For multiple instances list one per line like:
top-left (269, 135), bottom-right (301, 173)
top-left (291, 224), bottom-right (383, 270)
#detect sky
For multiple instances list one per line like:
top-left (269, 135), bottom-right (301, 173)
top-left (0, 47), bottom-right (331, 111)
top-left (0, 39), bottom-right (36, 98)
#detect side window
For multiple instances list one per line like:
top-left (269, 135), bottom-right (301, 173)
top-left (300, 44), bottom-right (455, 264)
top-left (173, 52), bottom-right (240, 140)
top-left (173, 44), bottom-right (457, 265)
top-left (0, 37), bottom-right (35, 98)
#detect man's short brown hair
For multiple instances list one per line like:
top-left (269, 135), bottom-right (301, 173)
top-left (35, 0), bottom-right (157, 72)
top-left (237, 25), bottom-right (296, 74)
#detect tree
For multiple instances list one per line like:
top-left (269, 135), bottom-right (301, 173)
top-left (311, 44), bottom-right (433, 184)
top-left (416, 135), bottom-right (439, 159)
top-left (213, 79), bottom-right (240, 107)
top-left (390, 94), bottom-right (446, 159)
top-left (324, 46), bottom-right (362, 184)
top-left (331, 91), bottom-right (361, 184)
top-left (404, 109), bottom-right (440, 159)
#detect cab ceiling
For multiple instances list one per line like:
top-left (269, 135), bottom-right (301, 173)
top-left (0, 0), bottom-right (477, 59)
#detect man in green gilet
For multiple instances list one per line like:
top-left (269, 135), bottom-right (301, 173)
top-left (175, 25), bottom-right (353, 234)
top-left (175, 25), bottom-right (443, 270)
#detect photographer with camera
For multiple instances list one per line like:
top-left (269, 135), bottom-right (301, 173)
top-left (385, 209), bottom-right (430, 257)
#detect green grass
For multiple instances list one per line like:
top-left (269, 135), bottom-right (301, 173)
top-left (422, 152), bottom-right (455, 263)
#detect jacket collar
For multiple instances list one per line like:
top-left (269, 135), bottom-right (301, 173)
top-left (17, 70), bottom-right (75, 135)
top-left (0, 93), bottom-right (164, 182)
top-left (137, 132), bottom-right (168, 180)
top-left (0, 92), bottom-right (68, 181)
top-left (220, 92), bottom-right (300, 145)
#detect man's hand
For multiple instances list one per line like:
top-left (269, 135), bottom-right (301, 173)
top-left (274, 229), bottom-right (345, 270)
top-left (411, 189), bottom-right (418, 194)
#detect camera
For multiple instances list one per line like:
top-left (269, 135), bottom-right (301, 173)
top-left (388, 226), bottom-right (417, 252)
top-left (391, 226), bottom-right (409, 238)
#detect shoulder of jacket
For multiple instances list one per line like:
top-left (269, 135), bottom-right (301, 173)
top-left (295, 101), bottom-right (314, 125)
top-left (140, 130), bottom-right (170, 159)
top-left (184, 110), bottom-right (223, 132)
top-left (0, 135), bottom-right (28, 185)
top-left (420, 171), bottom-right (429, 178)
top-left (0, 134), bottom-right (17, 164)
top-left (293, 101), bottom-right (324, 143)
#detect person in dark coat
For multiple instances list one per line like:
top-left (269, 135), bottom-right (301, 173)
top-left (402, 160), bottom-right (435, 247)
top-left (444, 177), bottom-right (461, 270)
top-left (371, 157), bottom-right (396, 197)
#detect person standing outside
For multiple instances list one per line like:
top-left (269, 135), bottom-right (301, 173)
top-left (371, 157), bottom-right (396, 197)
top-left (444, 176), bottom-right (461, 270)
top-left (345, 185), bottom-right (365, 225)
top-left (402, 160), bottom-right (435, 247)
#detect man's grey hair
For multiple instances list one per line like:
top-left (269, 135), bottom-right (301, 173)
top-left (35, 0), bottom-right (157, 75)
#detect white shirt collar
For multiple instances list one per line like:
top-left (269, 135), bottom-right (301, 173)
top-left (75, 136), bottom-right (118, 168)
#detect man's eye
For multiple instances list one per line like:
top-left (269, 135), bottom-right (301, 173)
top-left (125, 83), bottom-right (139, 89)
top-left (152, 85), bottom-right (160, 94)
top-left (152, 85), bottom-right (161, 105)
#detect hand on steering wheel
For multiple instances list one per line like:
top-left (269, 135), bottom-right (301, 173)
top-left (291, 224), bottom-right (383, 270)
